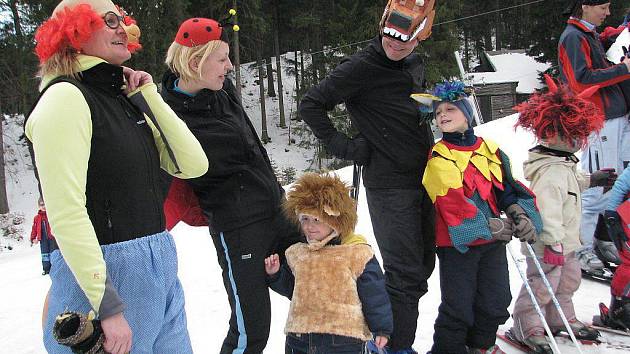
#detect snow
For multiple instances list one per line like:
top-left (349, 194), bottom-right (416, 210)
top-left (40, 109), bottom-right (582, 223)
top-left (236, 54), bottom-right (315, 174)
top-left (1, 58), bottom-right (629, 353)
top-left (467, 51), bottom-right (551, 94)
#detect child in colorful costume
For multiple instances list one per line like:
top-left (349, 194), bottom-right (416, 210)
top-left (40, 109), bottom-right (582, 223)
top-left (264, 173), bottom-right (392, 354)
top-left (510, 76), bottom-right (612, 353)
top-left (421, 81), bottom-right (542, 354)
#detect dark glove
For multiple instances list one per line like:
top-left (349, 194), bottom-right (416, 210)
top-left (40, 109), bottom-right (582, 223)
top-left (53, 312), bottom-right (104, 353)
top-left (543, 244), bottom-right (565, 266)
top-left (326, 132), bottom-right (371, 165)
top-left (590, 168), bottom-right (618, 192)
top-left (604, 209), bottom-right (628, 252)
top-left (488, 217), bottom-right (514, 242)
top-left (506, 204), bottom-right (537, 243)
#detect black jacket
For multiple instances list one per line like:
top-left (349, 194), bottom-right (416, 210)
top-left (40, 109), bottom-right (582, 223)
top-left (299, 36), bottom-right (434, 188)
top-left (161, 71), bottom-right (284, 232)
top-left (29, 64), bottom-right (167, 245)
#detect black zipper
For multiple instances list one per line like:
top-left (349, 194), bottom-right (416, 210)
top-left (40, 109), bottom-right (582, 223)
top-left (119, 94), bottom-right (163, 227)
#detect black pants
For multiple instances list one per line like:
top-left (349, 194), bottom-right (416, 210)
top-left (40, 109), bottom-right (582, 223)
top-left (365, 187), bottom-right (436, 350)
top-left (211, 212), bottom-right (301, 354)
top-left (431, 242), bottom-right (511, 354)
top-left (284, 333), bottom-right (365, 354)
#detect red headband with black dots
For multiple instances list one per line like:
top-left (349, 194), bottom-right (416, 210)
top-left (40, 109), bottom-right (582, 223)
top-left (175, 18), bottom-right (226, 47)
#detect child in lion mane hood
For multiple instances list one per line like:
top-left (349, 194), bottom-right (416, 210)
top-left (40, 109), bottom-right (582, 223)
top-left (264, 173), bottom-right (392, 353)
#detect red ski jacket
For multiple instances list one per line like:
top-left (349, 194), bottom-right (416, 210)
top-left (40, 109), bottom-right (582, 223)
top-left (30, 210), bottom-right (53, 242)
top-left (164, 178), bottom-right (207, 231)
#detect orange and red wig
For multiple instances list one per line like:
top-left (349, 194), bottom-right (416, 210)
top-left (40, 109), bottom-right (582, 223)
top-left (514, 75), bottom-right (604, 149)
top-left (34, 4), bottom-right (140, 64)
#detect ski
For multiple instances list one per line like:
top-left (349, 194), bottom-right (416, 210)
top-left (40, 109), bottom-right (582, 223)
top-left (591, 314), bottom-right (630, 337)
top-left (589, 311), bottom-right (630, 350)
top-left (590, 324), bottom-right (630, 337)
top-left (496, 330), bottom-right (531, 353)
top-left (552, 332), bottom-right (600, 345)
top-left (581, 267), bottom-right (614, 283)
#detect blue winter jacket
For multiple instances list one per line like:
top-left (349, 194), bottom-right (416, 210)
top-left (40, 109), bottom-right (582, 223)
top-left (608, 166), bottom-right (630, 210)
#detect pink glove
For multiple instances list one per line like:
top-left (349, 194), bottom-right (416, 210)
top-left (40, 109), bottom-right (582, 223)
top-left (543, 244), bottom-right (564, 266)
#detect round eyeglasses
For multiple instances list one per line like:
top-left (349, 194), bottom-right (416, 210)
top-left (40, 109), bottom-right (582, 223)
top-left (103, 11), bottom-right (124, 29)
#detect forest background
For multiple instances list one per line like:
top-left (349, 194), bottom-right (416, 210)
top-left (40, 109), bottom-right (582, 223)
top-left (1, 0), bottom-right (628, 115)
top-left (0, 0), bottom-right (628, 213)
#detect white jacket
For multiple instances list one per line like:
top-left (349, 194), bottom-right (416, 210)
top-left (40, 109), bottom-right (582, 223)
top-left (522, 149), bottom-right (590, 256)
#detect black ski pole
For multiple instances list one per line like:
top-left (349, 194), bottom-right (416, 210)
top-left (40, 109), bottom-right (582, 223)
top-left (351, 162), bottom-right (362, 205)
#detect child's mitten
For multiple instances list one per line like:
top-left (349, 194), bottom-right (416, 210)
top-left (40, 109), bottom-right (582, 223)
top-left (488, 217), bottom-right (514, 242)
top-left (543, 244), bottom-right (564, 266)
top-left (506, 204), bottom-right (537, 243)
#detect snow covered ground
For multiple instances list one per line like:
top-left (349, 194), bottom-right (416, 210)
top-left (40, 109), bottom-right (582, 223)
top-left (2, 113), bottom-right (630, 353)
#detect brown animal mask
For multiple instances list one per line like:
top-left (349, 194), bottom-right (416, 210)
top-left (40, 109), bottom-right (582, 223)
top-left (380, 0), bottom-right (436, 43)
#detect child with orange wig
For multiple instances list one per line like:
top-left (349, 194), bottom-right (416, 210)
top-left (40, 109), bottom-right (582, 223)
top-left (508, 76), bottom-right (615, 353)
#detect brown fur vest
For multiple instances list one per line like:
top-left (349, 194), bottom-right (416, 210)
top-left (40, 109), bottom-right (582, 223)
top-left (284, 242), bottom-right (374, 341)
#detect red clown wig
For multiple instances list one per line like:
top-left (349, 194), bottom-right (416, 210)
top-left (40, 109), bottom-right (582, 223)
top-left (34, 2), bottom-right (141, 64)
top-left (514, 75), bottom-right (604, 149)
top-left (35, 4), bottom-right (103, 63)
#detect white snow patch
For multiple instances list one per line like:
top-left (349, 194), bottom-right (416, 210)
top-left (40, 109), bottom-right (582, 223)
top-left (467, 51), bottom-right (551, 94)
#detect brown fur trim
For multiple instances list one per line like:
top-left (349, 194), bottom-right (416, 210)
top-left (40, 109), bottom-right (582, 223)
top-left (284, 173), bottom-right (357, 237)
top-left (284, 243), bottom-right (374, 340)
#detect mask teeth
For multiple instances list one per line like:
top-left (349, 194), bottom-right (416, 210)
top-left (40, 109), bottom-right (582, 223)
top-left (416, 0), bottom-right (425, 6)
top-left (383, 26), bottom-right (409, 42)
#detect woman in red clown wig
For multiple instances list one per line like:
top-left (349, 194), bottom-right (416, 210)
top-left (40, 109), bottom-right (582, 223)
top-left (26, 1), bottom-right (208, 353)
top-left (161, 13), bottom-right (302, 354)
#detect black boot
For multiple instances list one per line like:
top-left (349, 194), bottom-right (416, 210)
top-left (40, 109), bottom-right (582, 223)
top-left (551, 319), bottom-right (600, 341)
top-left (606, 296), bottom-right (630, 330)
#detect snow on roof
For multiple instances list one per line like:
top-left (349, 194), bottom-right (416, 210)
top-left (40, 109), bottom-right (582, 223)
top-left (466, 50), bottom-right (551, 94)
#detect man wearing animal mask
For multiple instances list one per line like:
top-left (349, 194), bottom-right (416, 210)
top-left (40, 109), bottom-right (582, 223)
top-left (299, 1), bottom-right (436, 353)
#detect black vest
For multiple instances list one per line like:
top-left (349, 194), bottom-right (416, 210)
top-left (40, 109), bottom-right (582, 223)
top-left (27, 63), bottom-right (166, 245)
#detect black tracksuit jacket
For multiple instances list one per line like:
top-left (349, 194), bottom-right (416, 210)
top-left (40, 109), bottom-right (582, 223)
top-left (299, 36), bottom-right (434, 188)
top-left (161, 71), bottom-right (284, 233)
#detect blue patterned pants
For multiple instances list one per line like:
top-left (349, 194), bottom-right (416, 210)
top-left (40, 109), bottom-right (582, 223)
top-left (43, 231), bottom-right (192, 353)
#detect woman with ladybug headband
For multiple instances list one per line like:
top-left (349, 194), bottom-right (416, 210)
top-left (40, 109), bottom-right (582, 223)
top-left (26, 0), bottom-right (208, 353)
top-left (161, 13), bottom-right (301, 354)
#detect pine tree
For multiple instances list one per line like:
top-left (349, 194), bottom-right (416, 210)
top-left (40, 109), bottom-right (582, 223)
top-left (282, 166), bottom-right (297, 184)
